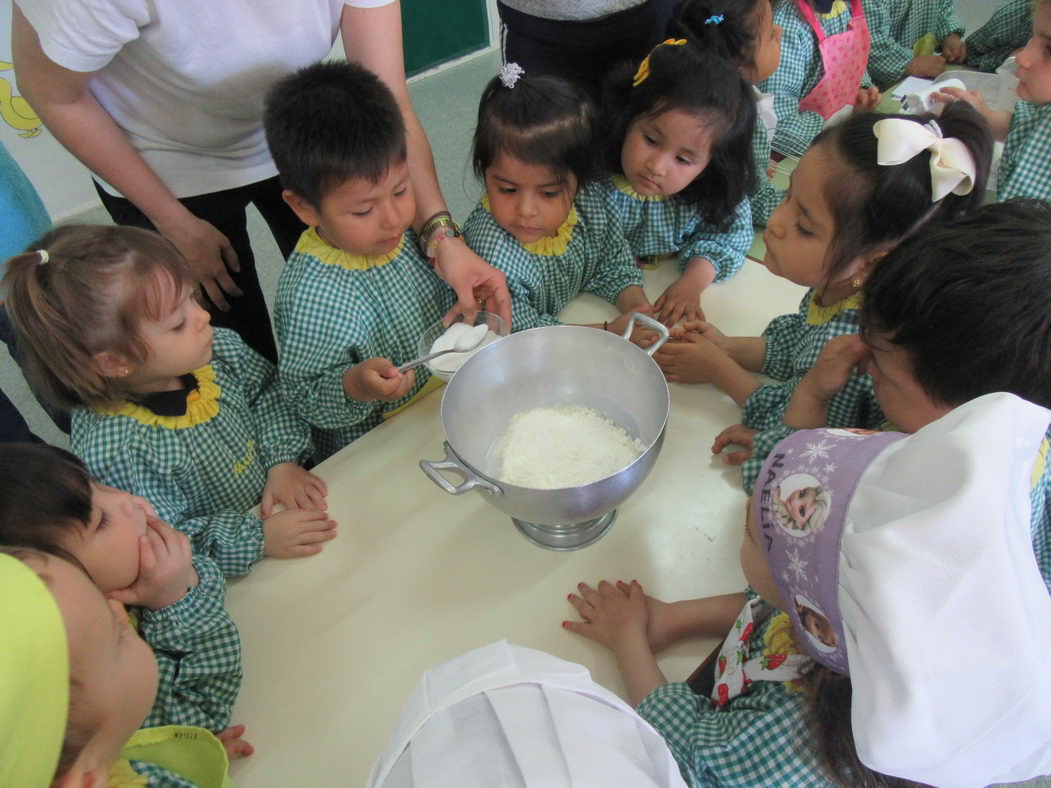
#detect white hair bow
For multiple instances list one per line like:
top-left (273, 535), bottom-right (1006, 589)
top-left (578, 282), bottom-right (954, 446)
top-left (872, 118), bottom-right (977, 202)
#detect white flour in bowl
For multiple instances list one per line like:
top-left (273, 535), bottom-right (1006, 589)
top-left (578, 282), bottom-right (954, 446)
top-left (497, 406), bottom-right (645, 489)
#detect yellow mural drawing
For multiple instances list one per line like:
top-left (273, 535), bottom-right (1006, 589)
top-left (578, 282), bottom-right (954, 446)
top-left (0, 62), bottom-right (42, 137)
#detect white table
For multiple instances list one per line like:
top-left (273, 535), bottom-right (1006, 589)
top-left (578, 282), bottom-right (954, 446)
top-left (225, 247), bottom-right (805, 786)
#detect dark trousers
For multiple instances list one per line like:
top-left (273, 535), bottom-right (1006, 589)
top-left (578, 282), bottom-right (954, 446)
top-left (497, 0), bottom-right (673, 103)
top-left (94, 175), bottom-right (306, 363)
top-left (0, 304), bottom-right (69, 441)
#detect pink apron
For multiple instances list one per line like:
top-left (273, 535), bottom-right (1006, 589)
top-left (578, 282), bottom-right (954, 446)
top-left (796, 0), bottom-right (870, 120)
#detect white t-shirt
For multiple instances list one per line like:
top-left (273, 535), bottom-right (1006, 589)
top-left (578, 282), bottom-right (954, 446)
top-left (17, 0), bottom-right (394, 198)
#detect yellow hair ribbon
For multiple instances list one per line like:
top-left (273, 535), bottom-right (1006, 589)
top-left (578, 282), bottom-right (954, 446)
top-left (632, 38), bottom-right (687, 87)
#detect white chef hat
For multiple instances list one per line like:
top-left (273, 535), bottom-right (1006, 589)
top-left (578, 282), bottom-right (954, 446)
top-left (755, 392), bottom-right (1051, 787)
top-left (366, 640), bottom-right (687, 788)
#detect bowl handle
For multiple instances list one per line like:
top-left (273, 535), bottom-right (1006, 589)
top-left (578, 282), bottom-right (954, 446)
top-left (419, 442), bottom-right (503, 497)
top-left (624, 312), bottom-right (670, 356)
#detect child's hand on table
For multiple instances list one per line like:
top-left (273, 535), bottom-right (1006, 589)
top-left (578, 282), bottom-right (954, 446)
top-left (564, 580), bottom-right (649, 653)
top-left (263, 509), bottom-right (337, 559)
top-left (907, 53), bottom-right (947, 78)
top-left (216, 724), bottom-right (254, 760)
top-left (652, 332), bottom-right (727, 383)
top-left (941, 33), bottom-right (967, 64)
top-left (107, 517), bottom-right (199, 611)
top-left (854, 86), bottom-right (881, 113)
top-left (654, 258), bottom-right (716, 326)
top-left (711, 424), bottom-right (759, 465)
top-left (607, 304), bottom-right (655, 344)
top-left (261, 462), bottom-right (328, 517)
top-left (343, 358), bottom-right (415, 403)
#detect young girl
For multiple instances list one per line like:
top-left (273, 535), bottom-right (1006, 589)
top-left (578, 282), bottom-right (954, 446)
top-left (757, 0), bottom-right (879, 160)
top-left (965, 0), bottom-right (1034, 73)
top-left (936, 0), bottom-right (1051, 202)
top-left (462, 66), bottom-right (650, 333)
top-left (0, 443), bottom-right (242, 735)
top-left (564, 394), bottom-right (1051, 786)
top-left (1, 548), bottom-right (251, 786)
top-left (599, 41), bottom-right (757, 326)
top-left (2, 226), bottom-right (336, 577)
top-left (652, 105), bottom-right (991, 491)
top-left (864, 0), bottom-right (967, 86)
top-left (669, 0), bottom-right (785, 225)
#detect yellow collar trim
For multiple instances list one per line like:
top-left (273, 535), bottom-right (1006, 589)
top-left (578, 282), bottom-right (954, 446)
top-left (612, 174), bottom-right (665, 202)
top-left (299, 226), bottom-right (405, 270)
top-left (805, 291), bottom-right (862, 325)
top-left (481, 194), bottom-right (579, 256)
top-left (818, 1), bottom-right (848, 20)
top-left (105, 366), bottom-right (220, 429)
top-left (1032, 436), bottom-right (1049, 491)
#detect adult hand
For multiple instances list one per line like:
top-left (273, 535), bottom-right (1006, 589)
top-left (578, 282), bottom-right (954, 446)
top-left (261, 462), bottom-right (328, 517)
top-left (107, 517), bottom-right (197, 611)
top-left (907, 54), bottom-right (947, 78)
top-left (711, 424), bottom-right (759, 465)
top-left (433, 238), bottom-right (512, 328)
top-left (155, 211), bottom-right (242, 311)
top-left (941, 33), bottom-right (967, 64)
top-left (262, 509), bottom-right (337, 559)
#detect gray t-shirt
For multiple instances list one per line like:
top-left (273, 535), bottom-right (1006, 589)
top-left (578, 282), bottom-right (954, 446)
top-left (500, 0), bottom-right (648, 21)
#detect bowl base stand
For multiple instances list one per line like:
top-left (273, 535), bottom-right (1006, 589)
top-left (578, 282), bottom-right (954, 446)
top-left (511, 510), bottom-right (618, 551)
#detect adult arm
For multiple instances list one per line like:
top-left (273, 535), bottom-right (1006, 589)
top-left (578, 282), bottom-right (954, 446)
top-left (341, 2), bottom-right (512, 326)
top-left (11, 6), bottom-right (242, 310)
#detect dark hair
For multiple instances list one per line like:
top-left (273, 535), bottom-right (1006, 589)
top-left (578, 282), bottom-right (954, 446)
top-left (799, 662), bottom-right (925, 788)
top-left (810, 103), bottom-right (992, 290)
top-left (668, 0), bottom-right (768, 68)
top-left (0, 444), bottom-right (92, 568)
top-left (601, 42), bottom-right (757, 228)
top-left (472, 72), bottom-right (598, 191)
top-left (3, 225), bottom-right (193, 409)
top-left (264, 60), bottom-right (407, 207)
top-left (860, 199), bottom-right (1051, 410)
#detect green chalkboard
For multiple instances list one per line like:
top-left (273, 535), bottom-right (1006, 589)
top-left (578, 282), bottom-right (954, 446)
top-left (402, 0), bottom-right (490, 76)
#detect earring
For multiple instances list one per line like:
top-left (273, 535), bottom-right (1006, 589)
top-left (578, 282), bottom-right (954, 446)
top-left (852, 278), bottom-right (863, 290)
top-left (120, 367), bottom-right (131, 377)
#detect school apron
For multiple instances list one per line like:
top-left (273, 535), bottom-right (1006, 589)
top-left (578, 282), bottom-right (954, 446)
top-left (796, 0), bottom-right (870, 120)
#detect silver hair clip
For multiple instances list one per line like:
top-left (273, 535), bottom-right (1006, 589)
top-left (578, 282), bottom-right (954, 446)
top-left (36, 250), bottom-right (49, 265)
top-left (500, 62), bottom-right (525, 89)
top-left (926, 119), bottom-right (943, 139)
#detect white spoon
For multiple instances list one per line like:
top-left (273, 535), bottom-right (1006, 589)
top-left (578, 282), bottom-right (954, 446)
top-left (398, 324), bottom-right (489, 373)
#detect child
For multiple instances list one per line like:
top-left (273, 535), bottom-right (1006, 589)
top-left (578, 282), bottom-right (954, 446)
top-left (462, 66), bottom-right (649, 333)
top-left (757, 0), bottom-right (879, 160)
top-left (0, 547), bottom-right (251, 786)
top-left (936, 0), bottom-right (1051, 202)
top-left (864, 0), bottom-right (966, 87)
top-left (965, 0), bottom-right (1034, 72)
top-left (564, 393), bottom-right (1051, 786)
top-left (265, 61), bottom-right (457, 462)
top-left (652, 106), bottom-right (991, 491)
top-left (786, 199), bottom-right (1051, 590)
top-left (599, 41), bottom-right (757, 325)
top-left (0, 443), bottom-right (242, 735)
top-left (669, 0), bottom-right (786, 226)
top-left (2, 226), bottom-right (334, 577)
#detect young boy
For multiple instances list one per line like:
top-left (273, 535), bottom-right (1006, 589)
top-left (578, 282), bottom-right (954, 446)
top-left (0, 444), bottom-right (245, 735)
top-left (937, 0), bottom-right (1051, 202)
top-left (0, 547), bottom-right (251, 786)
top-left (780, 199), bottom-right (1051, 590)
top-left (264, 61), bottom-right (456, 462)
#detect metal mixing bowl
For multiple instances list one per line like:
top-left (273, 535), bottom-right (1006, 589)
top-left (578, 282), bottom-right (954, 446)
top-left (420, 313), bottom-right (670, 549)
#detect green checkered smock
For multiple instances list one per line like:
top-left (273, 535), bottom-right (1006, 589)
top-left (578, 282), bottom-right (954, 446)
top-left (638, 590), bottom-right (835, 787)
top-left (998, 101), bottom-right (1051, 202)
top-left (757, 0), bottom-right (874, 159)
top-left (750, 108), bottom-right (784, 227)
top-left (140, 554), bottom-right (241, 731)
top-left (275, 228), bottom-right (455, 462)
top-left (738, 289), bottom-right (884, 492)
top-left (862, 0), bottom-right (964, 87)
top-left (966, 0), bottom-right (1032, 73)
top-left (73, 328), bottom-right (312, 577)
top-left (1031, 429), bottom-right (1051, 594)
top-left (597, 176), bottom-right (752, 280)
top-left (462, 185), bottom-right (643, 331)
